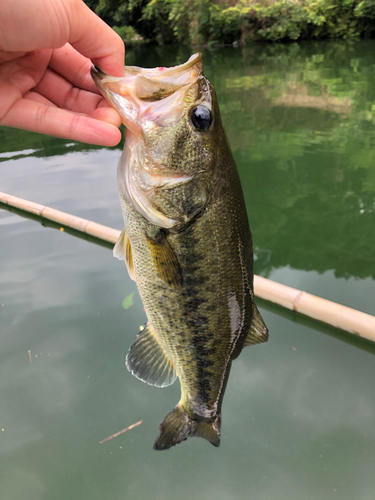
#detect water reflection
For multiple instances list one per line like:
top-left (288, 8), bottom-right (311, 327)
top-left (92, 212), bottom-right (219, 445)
top-left (208, 41), bottom-right (375, 281)
top-left (1, 41), bottom-right (374, 284)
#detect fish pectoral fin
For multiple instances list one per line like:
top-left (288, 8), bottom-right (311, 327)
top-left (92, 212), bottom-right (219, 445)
top-left (113, 228), bottom-right (126, 261)
top-left (146, 231), bottom-right (182, 289)
top-left (113, 228), bottom-right (135, 281)
top-left (244, 303), bottom-right (269, 347)
top-left (126, 323), bottom-right (177, 388)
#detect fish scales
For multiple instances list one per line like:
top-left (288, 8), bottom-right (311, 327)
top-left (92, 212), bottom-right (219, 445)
top-left (91, 53), bottom-right (268, 450)
top-left (121, 160), bottom-right (251, 412)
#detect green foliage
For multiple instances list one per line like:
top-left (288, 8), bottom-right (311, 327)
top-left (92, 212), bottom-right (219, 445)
top-left (113, 25), bottom-right (142, 44)
top-left (214, 0), bottom-right (375, 43)
top-left (210, 6), bottom-right (243, 43)
top-left (142, 0), bottom-right (181, 43)
top-left (84, 0), bottom-right (375, 45)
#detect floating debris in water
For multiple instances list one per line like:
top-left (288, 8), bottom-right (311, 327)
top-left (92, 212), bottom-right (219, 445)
top-left (99, 420), bottom-right (143, 444)
top-left (28, 350), bottom-right (32, 363)
top-left (122, 293), bottom-right (134, 310)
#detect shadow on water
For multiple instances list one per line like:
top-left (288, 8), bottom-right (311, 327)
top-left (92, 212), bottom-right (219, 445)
top-left (257, 297), bottom-right (375, 356)
top-left (0, 202), bottom-right (114, 251)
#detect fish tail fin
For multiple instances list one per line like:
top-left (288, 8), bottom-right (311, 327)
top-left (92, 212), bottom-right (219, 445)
top-left (153, 405), bottom-right (221, 451)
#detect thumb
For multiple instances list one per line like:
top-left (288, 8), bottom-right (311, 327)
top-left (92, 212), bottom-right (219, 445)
top-left (64, 0), bottom-right (125, 76)
top-left (0, 0), bottom-right (125, 77)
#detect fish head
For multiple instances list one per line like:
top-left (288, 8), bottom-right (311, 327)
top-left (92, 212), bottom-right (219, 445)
top-left (91, 54), bottom-right (224, 229)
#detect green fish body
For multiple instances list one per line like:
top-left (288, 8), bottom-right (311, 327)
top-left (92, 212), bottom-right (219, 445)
top-left (91, 54), bottom-right (268, 450)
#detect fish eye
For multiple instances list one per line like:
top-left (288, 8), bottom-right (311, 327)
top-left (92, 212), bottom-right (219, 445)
top-left (190, 105), bottom-right (213, 131)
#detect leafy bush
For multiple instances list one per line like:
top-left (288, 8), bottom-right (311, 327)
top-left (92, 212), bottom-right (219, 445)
top-left (112, 25), bottom-right (141, 44)
top-left (85, 0), bottom-right (375, 45)
top-left (210, 6), bottom-right (244, 43)
top-left (143, 0), bottom-right (193, 43)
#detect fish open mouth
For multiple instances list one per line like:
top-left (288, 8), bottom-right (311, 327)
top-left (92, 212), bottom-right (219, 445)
top-left (91, 53), bottom-right (213, 230)
top-left (90, 53), bottom-right (205, 131)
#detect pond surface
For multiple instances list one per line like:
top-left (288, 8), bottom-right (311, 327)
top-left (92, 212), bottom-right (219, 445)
top-left (0, 41), bottom-right (374, 500)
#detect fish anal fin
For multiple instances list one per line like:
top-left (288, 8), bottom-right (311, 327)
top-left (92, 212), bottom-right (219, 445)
top-left (244, 303), bottom-right (269, 347)
top-left (113, 228), bottom-right (135, 281)
top-left (126, 323), bottom-right (177, 388)
top-left (153, 406), bottom-right (221, 451)
top-left (146, 231), bottom-right (182, 289)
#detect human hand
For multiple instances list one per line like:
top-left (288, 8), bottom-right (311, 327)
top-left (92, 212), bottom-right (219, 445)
top-left (0, 0), bottom-right (125, 146)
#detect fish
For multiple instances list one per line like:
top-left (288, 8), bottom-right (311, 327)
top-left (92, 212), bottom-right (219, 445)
top-left (91, 53), bottom-right (268, 450)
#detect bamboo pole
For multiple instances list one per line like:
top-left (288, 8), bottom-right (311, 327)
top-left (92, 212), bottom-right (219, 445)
top-left (1, 191), bottom-right (374, 343)
top-left (253, 276), bottom-right (375, 343)
top-left (0, 191), bottom-right (119, 244)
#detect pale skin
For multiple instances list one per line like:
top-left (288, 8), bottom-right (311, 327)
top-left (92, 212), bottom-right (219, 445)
top-left (0, 0), bottom-right (125, 146)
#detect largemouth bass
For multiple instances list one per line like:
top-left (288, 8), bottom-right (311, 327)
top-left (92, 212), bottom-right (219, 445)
top-left (91, 54), bottom-right (268, 450)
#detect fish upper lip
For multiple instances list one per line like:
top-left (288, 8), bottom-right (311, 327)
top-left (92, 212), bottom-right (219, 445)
top-left (120, 53), bottom-right (202, 78)
top-left (90, 53), bottom-right (202, 84)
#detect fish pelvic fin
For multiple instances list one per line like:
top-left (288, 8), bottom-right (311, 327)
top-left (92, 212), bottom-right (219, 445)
top-left (153, 405), bottom-right (221, 451)
top-left (126, 323), bottom-right (177, 388)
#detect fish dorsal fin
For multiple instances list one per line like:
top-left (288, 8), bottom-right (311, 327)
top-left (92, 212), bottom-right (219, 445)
top-left (146, 231), bottom-right (183, 289)
top-left (126, 323), bottom-right (177, 388)
top-left (113, 228), bottom-right (135, 281)
top-left (244, 303), bottom-right (269, 347)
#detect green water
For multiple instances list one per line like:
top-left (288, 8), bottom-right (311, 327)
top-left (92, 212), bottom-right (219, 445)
top-left (0, 41), bottom-right (374, 500)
